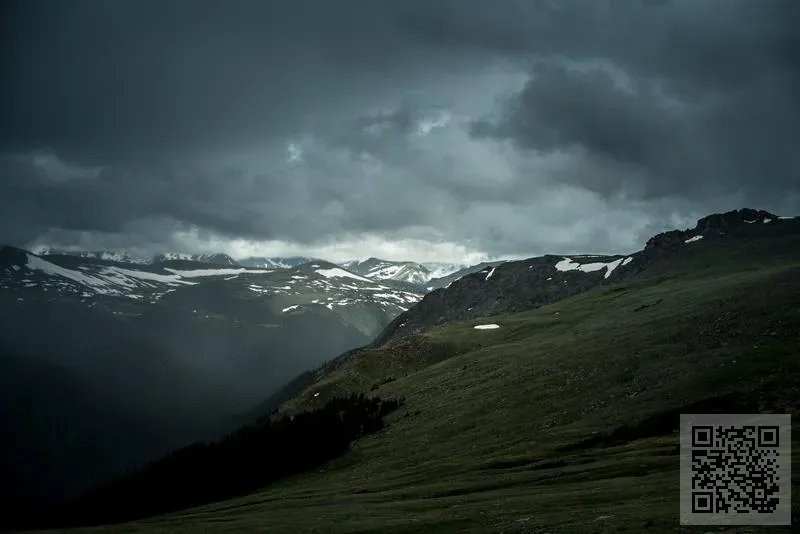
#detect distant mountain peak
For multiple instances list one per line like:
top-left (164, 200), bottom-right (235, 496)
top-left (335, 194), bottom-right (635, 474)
top-left (339, 257), bottom-right (434, 285)
top-left (238, 256), bottom-right (320, 269)
top-left (153, 252), bottom-right (240, 266)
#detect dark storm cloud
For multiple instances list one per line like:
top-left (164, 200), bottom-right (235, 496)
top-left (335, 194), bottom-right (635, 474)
top-left (0, 0), bottom-right (465, 162)
top-left (1, 0), bottom-right (798, 258)
top-left (469, 0), bottom-right (800, 204)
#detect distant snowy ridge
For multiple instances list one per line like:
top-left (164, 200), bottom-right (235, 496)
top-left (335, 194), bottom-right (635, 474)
top-left (239, 256), bottom-right (318, 269)
top-left (33, 247), bottom-right (148, 264)
top-left (21, 253), bottom-right (196, 300)
top-left (153, 252), bottom-right (240, 266)
top-left (339, 258), bottom-right (467, 285)
top-left (6, 252), bottom-right (275, 301)
top-left (32, 248), bottom-right (471, 282)
top-left (1, 249), bottom-right (426, 325)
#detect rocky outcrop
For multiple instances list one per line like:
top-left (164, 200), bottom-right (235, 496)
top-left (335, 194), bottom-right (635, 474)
top-left (645, 209), bottom-right (779, 252)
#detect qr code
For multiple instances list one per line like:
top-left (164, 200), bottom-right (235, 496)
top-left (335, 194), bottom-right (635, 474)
top-left (680, 413), bottom-right (791, 526)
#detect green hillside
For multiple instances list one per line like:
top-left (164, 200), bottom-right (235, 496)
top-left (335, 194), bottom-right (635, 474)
top-left (52, 226), bottom-right (800, 533)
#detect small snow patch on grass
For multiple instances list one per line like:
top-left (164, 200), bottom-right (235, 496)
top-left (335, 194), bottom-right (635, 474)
top-left (684, 235), bottom-right (703, 243)
top-left (474, 324), bottom-right (500, 330)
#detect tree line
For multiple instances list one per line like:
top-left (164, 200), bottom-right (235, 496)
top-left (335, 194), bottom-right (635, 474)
top-left (42, 393), bottom-right (404, 529)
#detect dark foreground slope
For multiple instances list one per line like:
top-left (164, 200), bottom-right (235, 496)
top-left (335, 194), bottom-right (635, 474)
top-left (51, 212), bottom-right (799, 533)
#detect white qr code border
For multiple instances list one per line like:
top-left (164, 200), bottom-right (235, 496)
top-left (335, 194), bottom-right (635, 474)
top-left (680, 413), bottom-right (791, 526)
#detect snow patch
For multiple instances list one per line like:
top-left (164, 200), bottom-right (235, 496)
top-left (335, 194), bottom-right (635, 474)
top-left (622, 257), bottom-right (633, 266)
top-left (163, 267), bottom-right (271, 278)
top-left (104, 266), bottom-right (194, 286)
top-left (485, 267), bottom-right (496, 281)
top-left (315, 267), bottom-right (372, 282)
top-left (603, 258), bottom-right (625, 278)
top-left (684, 235), bottom-right (703, 243)
top-left (763, 217), bottom-right (772, 223)
top-left (26, 254), bottom-right (109, 287)
top-left (554, 257), bottom-right (626, 279)
top-left (474, 324), bottom-right (500, 330)
top-left (282, 305), bottom-right (299, 313)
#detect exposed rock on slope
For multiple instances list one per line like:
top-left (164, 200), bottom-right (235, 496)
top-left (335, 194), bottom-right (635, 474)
top-left (372, 209), bottom-right (797, 347)
top-left (644, 209), bottom-right (781, 253)
top-left (372, 254), bottom-right (633, 346)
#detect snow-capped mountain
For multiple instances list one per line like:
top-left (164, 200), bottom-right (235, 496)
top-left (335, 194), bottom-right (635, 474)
top-left (0, 247), bottom-right (424, 337)
top-left (239, 256), bottom-right (318, 269)
top-left (339, 258), bottom-right (441, 285)
top-left (32, 247), bottom-right (148, 264)
top-left (29, 249), bottom-right (476, 287)
top-left (153, 252), bottom-right (240, 266)
top-left (34, 249), bottom-right (326, 270)
top-left (421, 261), bottom-right (475, 281)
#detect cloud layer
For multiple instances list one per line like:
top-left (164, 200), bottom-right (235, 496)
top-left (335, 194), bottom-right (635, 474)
top-left (2, 0), bottom-right (798, 261)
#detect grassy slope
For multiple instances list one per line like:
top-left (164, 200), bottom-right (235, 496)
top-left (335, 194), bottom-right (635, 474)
top-left (57, 245), bottom-right (800, 533)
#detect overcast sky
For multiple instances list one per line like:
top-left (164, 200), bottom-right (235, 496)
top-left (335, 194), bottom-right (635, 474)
top-left (2, 0), bottom-right (798, 263)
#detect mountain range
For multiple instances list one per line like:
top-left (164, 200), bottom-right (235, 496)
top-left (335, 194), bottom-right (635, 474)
top-left (340, 257), bottom-right (475, 286)
top-left (28, 248), bottom-right (477, 287)
top-left (2, 208), bottom-right (799, 531)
